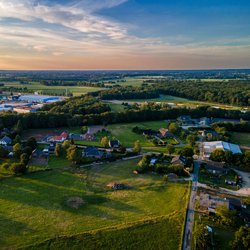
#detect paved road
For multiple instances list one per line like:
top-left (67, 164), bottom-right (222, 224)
top-left (182, 161), bottom-right (200, 250)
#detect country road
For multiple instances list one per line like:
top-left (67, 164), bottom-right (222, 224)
top-left (182, 161), bottom-right (200, 250)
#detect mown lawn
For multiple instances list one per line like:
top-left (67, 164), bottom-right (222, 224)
top-left (0, 158), bottom-right (189, 249)
top-left (230, 132), bottom-right (250, 147)
top-left (107, 121), bottom-right (167, 147)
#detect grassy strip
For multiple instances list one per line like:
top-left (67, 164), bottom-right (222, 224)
top-left (22, 215), bottom-right (184, 250)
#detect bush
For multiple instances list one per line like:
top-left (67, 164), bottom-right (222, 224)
top-left (10, 163), bottom-right (27, 175)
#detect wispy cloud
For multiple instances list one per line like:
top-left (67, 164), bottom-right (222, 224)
top-left (0, 0), bottom-right (249, 69)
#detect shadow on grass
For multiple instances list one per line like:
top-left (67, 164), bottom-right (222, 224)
top-left (0, 171), bottom-right (142, 217)
top-left (0, 213), bottom-right (33, 246)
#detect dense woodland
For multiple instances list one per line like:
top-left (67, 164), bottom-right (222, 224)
top-left (152, 80), bottom-right (250, 106)
top-left (93, 80), bottom-right (250, 107)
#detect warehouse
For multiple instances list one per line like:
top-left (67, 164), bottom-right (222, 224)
top-left (202, 141), bottom-right (242, 160)
top-left (18, 95), bottom-right (62, 103)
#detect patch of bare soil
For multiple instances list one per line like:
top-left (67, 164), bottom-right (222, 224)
top-left (66, 197), bottom-right (85, 209)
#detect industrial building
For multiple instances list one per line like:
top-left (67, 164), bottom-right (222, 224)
top-left (202, 141), bottom-right (242, 160)
top-left (18, 95), bottom-right (62, 103)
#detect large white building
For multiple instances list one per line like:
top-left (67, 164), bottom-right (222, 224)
top-left (18, 95), bottom-right (62, 103)
top-left (202, 141), bottom-right (242, 159)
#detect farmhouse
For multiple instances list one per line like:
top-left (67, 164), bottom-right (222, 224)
top-left (142, 129), bottom-right (159, 137)
top-left (49, 132), bottom-right (68, 143)
top-left (203, 162), bottom-right (228, 175)
top-left (109, 140), bottom-right (120, 149)
top-left (202, 141), bottom-right (242, 160)
top-left (199, 117), bottom-right (212, 127)
top-left (69, 133), bottom-right (84, 141)
top-left (177, 115), bottom-right (193, 124)
top-left (0, 136), bottom-right (12, 146)
top-left (159, 128), bottom-right (173, 138)
top-left (171, 155), bottom-right (187, 167)
top-left (83, 146), bottom-right (104, 159)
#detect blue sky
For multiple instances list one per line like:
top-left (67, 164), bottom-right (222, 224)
top-left (0, 0), bottom-right (249, 69)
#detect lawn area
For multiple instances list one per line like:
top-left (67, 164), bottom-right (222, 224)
top-left (193, 213), bottom-right (235, 250)
top-left (198, 168), bottom-right (238, 190)
top-left (107, 120), bottom-right (167, 147)
top-left (0, 158), bottom-right (189, 249)
top-left (230, 132), bottom-right (250, 147)
top-left (1, 82), bottom-right (104, 96)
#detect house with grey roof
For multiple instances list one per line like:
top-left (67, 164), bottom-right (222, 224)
top-left (0, 136), bottom-right (12, 146)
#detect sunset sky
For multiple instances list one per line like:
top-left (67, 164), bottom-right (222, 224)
top-left (0, 0), bottom-right (250, 70)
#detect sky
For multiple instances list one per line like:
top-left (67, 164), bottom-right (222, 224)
top-left (0, 0), bottom-right (250, 70)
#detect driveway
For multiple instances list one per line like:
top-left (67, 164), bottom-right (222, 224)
top-left (182, 161), bottom-right (200, 250)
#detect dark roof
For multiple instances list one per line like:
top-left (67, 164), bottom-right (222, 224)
top-left (142, 129), bottom-right (159, 136)
top-left (204, 162), bottom-right (228, 174)
top-left (171, 155), bottom-right (187, 165)
top-left (0, 136), bottom-right (12, 144)
top-left (84, 146), bottom-right (104, 158)
top-left (109, 140), bottom-right (120, 148)
top-left (178, 115), bottom-right (192, 121)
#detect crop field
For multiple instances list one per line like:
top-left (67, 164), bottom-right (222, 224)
top-left (1, 81), bottom-right (104, 96)
top-left (0, 158), bottom-right (189, 249)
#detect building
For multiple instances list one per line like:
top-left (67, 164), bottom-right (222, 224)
top-left (199, 117), bottom-right (212, 127)
top-left (49, 132), bottom-right (68, 143)
top-left (177, 115), bottom-right (193, 124)
top-left (203, 162), bottom-right (228, 175)
top-left (171, 155), bottom-right (187, 167)
top-left (18, 95), bottom-right (62, 103)
top-left (109, 140), bottom-right (120, 149)
top-left (142, 129), bottom-right (159, 137)
top-left (0, 136), bottom-right (12, 146)
top-left (202, 141), bottom-right (242, 160)
top-left (159, 128), bottom-right (173, 138)
top-left (69, 133), bottom-right (84, 141)
top-left (83, 146), bottom-right (104, 159)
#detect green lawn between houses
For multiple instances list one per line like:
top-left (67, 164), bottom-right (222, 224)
top-left (230, 132), bottom-right (250, 147)
top-left (106, 121), bottom-right (168, 148)
top-left (0, 158), bottom-right (189, 249)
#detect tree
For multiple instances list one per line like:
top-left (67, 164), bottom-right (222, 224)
top-left (193, 223), bottom-right (210, 250)
top-left (13, 143), bottom-right (22, 158)
top-left (10, 163), bottom-right (26, 175)
top-left (101, 136), bottom-right (109, 148)
top-left (180, 147), bottom-right (194, 157)
top-left (224, 150), bottom-right (233, 164)
top-left (55, 143), bottom-right (62, 157)
top-left (81, 126), bottom-right (88, 134)
top-left (67, 146), bottom-right (81, 164)
top-left (13, 134), bottom-right (21, 144)
top-left (20, 153), bottom-right (29, 166)
top-left (167, 144), bottom-right (175, 155)
top-left (133, 140), bottom-right (141, 153)
top-left (14, 120), bottom-right (23, 134)
top-left (168, 122), bottom-right (179, 134)
top-left (62, 140), bottom-right (71, 149)
top-left (0, 146), bottom-right (8, 158)
top-left (231, 226), bottom-right (250, 250)
top-left (216, 204), bottom-right (236, 226)
top-left (187, 135), bottom-right (196, 147)
top-left (26, 137), bottom-right (37, 150)
top-left (210, 149), bottom-right (225, 162)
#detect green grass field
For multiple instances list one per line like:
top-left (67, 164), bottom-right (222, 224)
top-left (0, 158), bottom-right (189, 249)
top-left (1, 82), bottom-right (104, 96)
top-left (230, 132), bottom-right (250, 147)
top-left (107, 121), bottom-right (167, 147)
